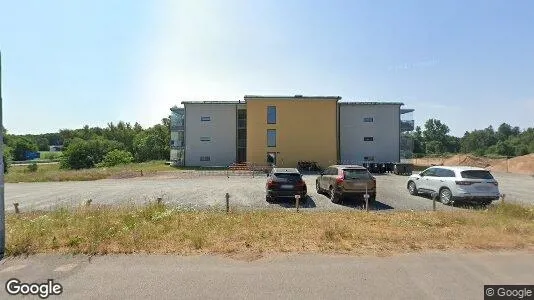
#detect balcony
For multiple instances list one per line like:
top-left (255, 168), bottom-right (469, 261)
top-left (237, 139), bottom-right (246, 148)
top-left (400, 120), bottom-right (415, 132)
top-left (237, 119), bottom-right (247, 128)
top-left (170, 124), bottom-right (184, 131)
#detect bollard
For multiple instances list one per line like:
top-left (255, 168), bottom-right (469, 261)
top-left (85, 199), bottom-right (92, 207)
top-left (140, 169), bottom-right (144, 176)
top-left (225, 193), bottom-right (230, 213)
top-left (13, 203), bottom-right (20, 214)
top-left (363, 194), bottom-right (369, 212)
top-left (500, 193), bottom-right (506, 204)
top-left (295, 194), bottom-right (301, 212)
top-left (157, 197), bottom-right (162, 205)
top-left (432, 192), bottom-right (438, 211)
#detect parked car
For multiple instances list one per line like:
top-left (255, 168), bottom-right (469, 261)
top-left (266, 168), bottom-right (307, 202)
top-left (406, 166), bottom-right (500, 205)
top-left (316, 165), bottom-right (376, 204)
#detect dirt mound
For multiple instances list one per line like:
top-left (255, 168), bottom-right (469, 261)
top-left (414, 154), bottom-right (534, 175)
top-left (489, 153), bottom-right (534, 175)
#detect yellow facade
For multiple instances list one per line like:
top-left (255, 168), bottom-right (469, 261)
top-left (245, 96), bottom-right (339, 168)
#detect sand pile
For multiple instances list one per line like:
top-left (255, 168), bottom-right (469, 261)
top-left (489, 153), bottom-right (534, 175)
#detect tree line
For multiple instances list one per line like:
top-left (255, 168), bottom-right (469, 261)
top-left (3, 119), bottom-right (171, 170)
top-left (406, 119), bottom-right (534, 157)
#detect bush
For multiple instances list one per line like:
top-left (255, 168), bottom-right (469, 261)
top-left (27, 162), bottom-right (38, 172)
top-left (41, 151), bottom-right (62, 160)
top-left (61, 138), bottom-right (125, 169)
top-left (98, 150), bottom-right (133, 167)
top-left (12, 138), bottom-right (39, 161)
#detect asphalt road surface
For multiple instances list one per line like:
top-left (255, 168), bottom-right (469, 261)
top-left (5, 172), bottom-right (533, 212)
top-left (1, 251), bottom-right (532, 299)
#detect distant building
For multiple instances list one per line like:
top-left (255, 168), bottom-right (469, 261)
top-left (169, 95), bottom-right (414, 168)
top-left (49, 145), bottom-right (64, 152)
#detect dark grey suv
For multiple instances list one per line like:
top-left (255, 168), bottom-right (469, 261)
top-left (266, 168), bottom-right (307, 202)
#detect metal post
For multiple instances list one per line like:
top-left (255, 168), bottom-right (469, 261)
top-left (500, 193), bottom-right (505, 204)
top-left (295, 195), bottom-right (300, 212)
top-left (156, 197), bottom-right (162, 205)
top-left (225, 193), bottom-right (230, 213)
top-left (0, 51), bottom-right (5, 258)
top-left (364, 185), bottom-right (369, 212)
top-left (432, 192), bottom-right (437, 211)
top-left (13, 203), bottom-right (19, 214)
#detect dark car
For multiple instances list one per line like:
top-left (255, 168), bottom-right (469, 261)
top-left (266, 168), bottom-right (307, 202)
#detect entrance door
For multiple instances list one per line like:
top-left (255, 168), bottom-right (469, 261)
top-left (267, 152), bottom-right (277, 166)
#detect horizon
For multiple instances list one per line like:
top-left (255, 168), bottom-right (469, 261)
top-left (1, 0), bottom-right (533, 136)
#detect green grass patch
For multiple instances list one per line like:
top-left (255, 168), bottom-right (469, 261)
top-left (5, 161), bottom-right (171, 183)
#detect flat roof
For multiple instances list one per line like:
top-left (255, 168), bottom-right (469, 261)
top-left (181, 101), bottom-right (243, 105)
top-left (245, 95), bottom-right (341, 100)
top-left (339, 102), bottom-right (404, 106)
top-left (401, 108), bottom-right (415, 114)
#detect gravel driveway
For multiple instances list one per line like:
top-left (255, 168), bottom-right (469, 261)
top-left (5, 171), bottom-right (532, 212)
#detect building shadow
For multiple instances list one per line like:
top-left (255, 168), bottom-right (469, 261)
top-left (269, 195), bottom-right (317, 208)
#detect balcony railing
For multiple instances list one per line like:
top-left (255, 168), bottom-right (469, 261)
top-left (237, 139), bottom-right (246, 148)
top-left (400, 120), bottom-right (415, 132)
top-left (237, 119), bottom-right (246, 128)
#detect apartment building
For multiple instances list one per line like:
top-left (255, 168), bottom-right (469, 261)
top-left (169, 96), bottom-right (414, 168)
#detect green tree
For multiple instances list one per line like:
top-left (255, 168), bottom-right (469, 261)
top-left (98, 149), bottom-right (133, 167)
top-left (422, 119), bottom-right (450, 154)
top-left (61, 138), bottom-right (125, 169)
top-left (12, 137), bottom-right (39, 161)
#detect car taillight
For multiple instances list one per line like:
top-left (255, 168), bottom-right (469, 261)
top-left (267, 180), bottom-right (277, 189)
top-left (456, 181), bottom-right (475, 185)
top-left (335, 175), bottom-right (344, 185)
top-left (296, 180), bottom-right (306, 188)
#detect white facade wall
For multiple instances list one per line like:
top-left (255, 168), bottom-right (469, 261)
top-left (184, 104), bottom-right (237, 166)
top-left (340, 104), bottom-right (401, 163)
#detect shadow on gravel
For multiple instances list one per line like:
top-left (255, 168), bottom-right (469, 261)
top-left (417, 194), bottom-right (492, 210)
top-left (269, 195), bottom-right (317, 208)
top-left (337, 199), bottom-right (394, 211)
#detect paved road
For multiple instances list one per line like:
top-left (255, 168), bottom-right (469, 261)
top-left (5, 172), bottom-right (533, 212)
top-left (0, 251), bottom-right (532, 299)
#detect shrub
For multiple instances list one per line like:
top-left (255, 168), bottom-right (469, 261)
top-left (98, 149), bottom-right (133, 167)
top-left (12, 138), bottom-right (39, 161)
top-left (61, 138), bottom-right (125, 169)
top-left (41, 151), bottom-right (62, 160)
top-left (27, 162), bottom-right (38, 172)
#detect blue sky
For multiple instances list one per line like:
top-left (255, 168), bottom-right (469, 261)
top-left (1, 0), bottom-right (533, 136)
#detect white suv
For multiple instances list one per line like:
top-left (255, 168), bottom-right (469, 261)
top-left (407, 166), bottom-right (500, 205)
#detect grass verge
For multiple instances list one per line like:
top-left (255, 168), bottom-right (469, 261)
top-left (5, 161), bottom-right (171, 183)
top-left (6, 203), bottom-right (534, 257)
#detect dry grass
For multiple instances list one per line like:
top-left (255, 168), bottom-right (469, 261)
top-left (6, 202), bottom-right (534, 257)
top-left (5, 161), bottom-right (171, 183)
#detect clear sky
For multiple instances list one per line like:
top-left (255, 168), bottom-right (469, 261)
top-left (1, 0), bottom-right (533, 136)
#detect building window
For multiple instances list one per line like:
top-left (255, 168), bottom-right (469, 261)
top-left (267, 129), bottom-right (276, 147)
top-left (200, 156), bottom-right (210, 161)
top-left (170, 140), bottom-right (175, 146)
top-left (267, 106), bottom-right (276, 124)
top-left (267, 152), bottom-right (276, 164)
top-left (364, 156), bottom-right (375, 161)
top-left (200, 116), bottom-right (211, 122)
top-left (200, 137), bottom-right (211, 142)
top-left (363, 117), bottom-right (374, 122)
top-left (364, 137), bottom-right (374, 141)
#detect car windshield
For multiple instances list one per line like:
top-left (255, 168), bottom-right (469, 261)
top-left (343, 169), bottom-right (371, 180)
top-left (460, 170), bottom-right (494, 180)
top-left (273, 173), bottom-right (302, 182)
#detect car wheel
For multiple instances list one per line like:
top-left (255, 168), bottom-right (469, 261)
top-left (330, 186), bottom-right (340, 204)
top-left (266, 195), bottom-right (273, 203)
top-left (408, 181), bottom-right (418, 195)
top-left (439, 188), bottom-right (453, 205)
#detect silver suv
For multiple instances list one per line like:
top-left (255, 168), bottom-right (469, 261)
top-left (407, 166), bottom-right (500, 205)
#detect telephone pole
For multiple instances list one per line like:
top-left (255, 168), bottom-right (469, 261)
top-left (0, 51), bottom-right (5, 259)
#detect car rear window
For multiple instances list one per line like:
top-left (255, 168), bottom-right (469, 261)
top-left (343, 169), bottom-right (371, 179)
top-left (273, 173), bottom-right (302, 181)
top-left (460, 170), bottom-right (494, 179)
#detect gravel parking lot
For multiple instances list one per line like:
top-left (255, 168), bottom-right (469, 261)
top-left (5, 171), bottom-right (533, 212)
